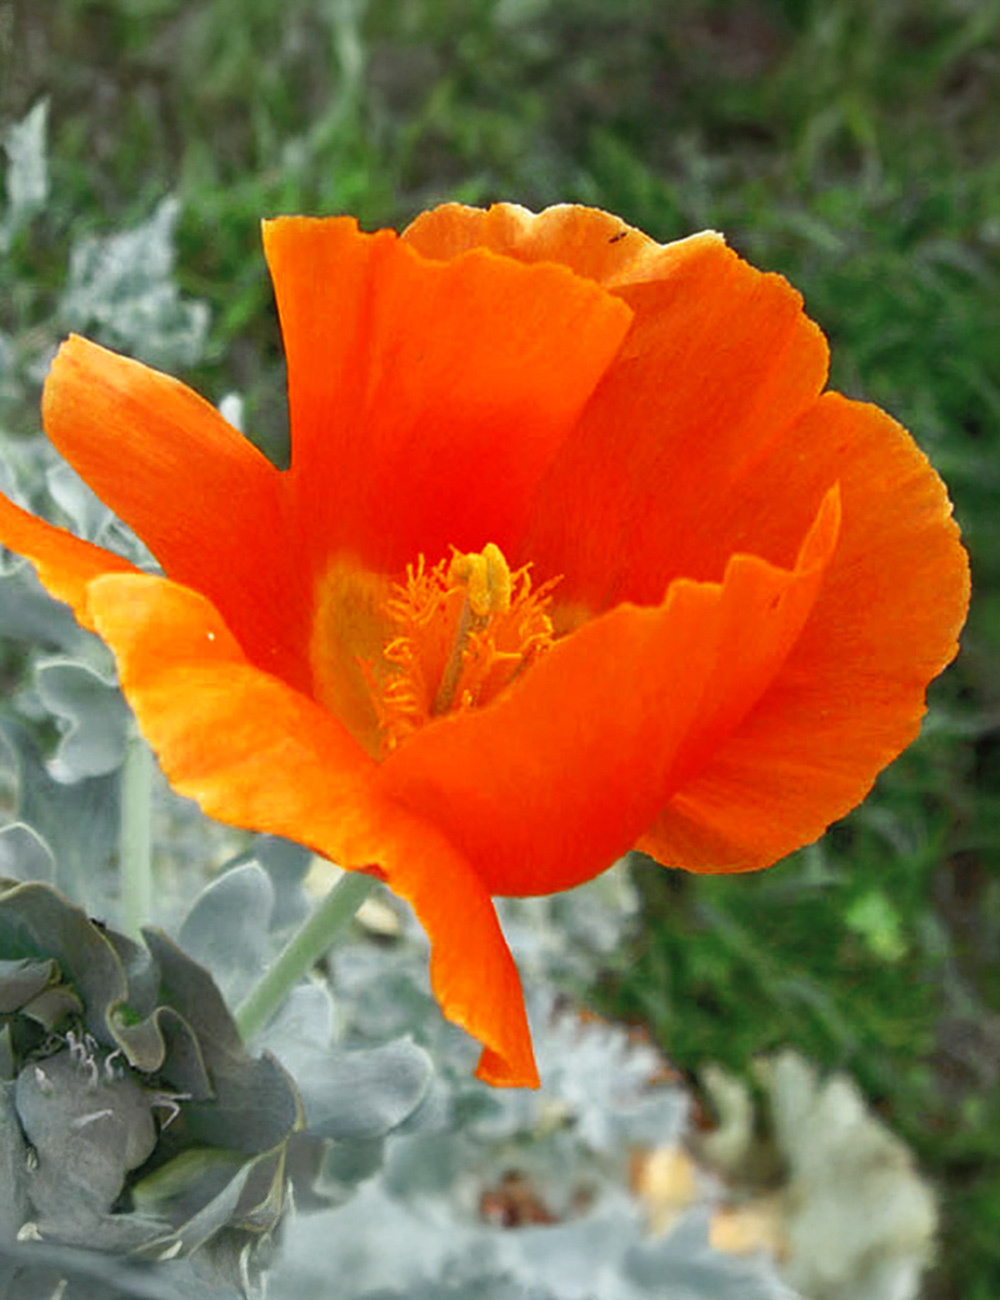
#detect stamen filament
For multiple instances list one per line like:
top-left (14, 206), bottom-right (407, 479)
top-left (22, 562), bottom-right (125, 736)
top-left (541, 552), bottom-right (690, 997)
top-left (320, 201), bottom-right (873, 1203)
top-left (369, 542), bottom-right (560, 754)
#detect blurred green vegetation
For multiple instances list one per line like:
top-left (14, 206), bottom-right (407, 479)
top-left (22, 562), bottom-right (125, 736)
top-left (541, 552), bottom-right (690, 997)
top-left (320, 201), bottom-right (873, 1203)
top-left (3, 0), bottom-right (1000, 1293)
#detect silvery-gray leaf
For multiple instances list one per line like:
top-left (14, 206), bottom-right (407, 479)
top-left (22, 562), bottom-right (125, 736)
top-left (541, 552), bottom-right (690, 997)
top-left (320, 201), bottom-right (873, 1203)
top-left (44, 462), bottom-right (116, 545)
top-left (256, 982), bottom-right (335, 1063)
top-left (250, 835), bottom-right (312, 931)
top-left (333, 946), bottom-right (442, 1045)
top-left (471, 989), bottom-right (687, 1153)
top-left (100, 925), bottom-right (160, 1017)
top-left (182, 1048), bottom-right (301, 1156)
top-left (34, 659), bottom-right (131, 782)
top-left (11, 732), bottom-right (120, 911)
top-left (258, 982), bottom-right (433, 1143)
top-left (330, 938), bottom-right (480, 1085)
top-left (270, 1181), bottom-right (484, 1299)
top-left (45, 461), bottom-right (156, 569)
top-left (758, 1051), bottom-right (936, 1300)
top-left (178, 864), bottom-right (274, 1004)
top-left (0, 958), bottom-right (57, 1013)
top-left (291, 1038), bottom-right (433, 1142)
top-left (0, 1024), bottom-right (13, 1080)
top-left (0, 881), bottom-right (128, 1043)
top-left (312, 1136), bottom-right (385, 1204)
top-left (380, 1129), bottom-right (470, 1203)
top-left (0, 1238), bottom-right (245, 1299)
top-left (498, 860), bottom-right (639, 986)
top-left (0, 1081), bottom-right (30, 1245)
top-left (14, 1048), bottom-right (158, 1245)
top-left (1, 100), bottom-right (48, 243)
top-left (357, 1274), bottom-right (558, 1300)
top-left (488, 1194), bottom-right (646, 1300)
top-left (274, 1186), bottom-right (763, 1300)
top-left (59, 197), bottom-right (210, 371)
top-left (0, 563), bottom-right (82, 651)
top-left (625, 1208), bottom-right (799, 1300)
top-left (134, 1146), bottom-right (286, 1258)
top-left (0, 727), bottom-right (19, 820)
top-left (142, 930), bottom-right (302, 1154)
top-left (132, 1148), bottom-right (251, 1234)
top-left (0, 824), bottom-right (56, 884)
top-left (139, 929), bottom-right (245, 1055)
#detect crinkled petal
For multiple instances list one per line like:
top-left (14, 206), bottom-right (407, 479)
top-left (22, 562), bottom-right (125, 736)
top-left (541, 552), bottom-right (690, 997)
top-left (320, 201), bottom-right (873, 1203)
top-left (403, 201), bottom-right (717, 291)
top-left (377, 491), bottom-right (839, 897)
top-left (84, 573), bottom-right (537, 1086)
top-left (42, 337), bottom-right (310, 690)
top-left (639, 394), bottom-right (970, 871)
top-left (262, 216), bottom-right (631, 574)
top-left (0, 490), bottom-right (139, 627)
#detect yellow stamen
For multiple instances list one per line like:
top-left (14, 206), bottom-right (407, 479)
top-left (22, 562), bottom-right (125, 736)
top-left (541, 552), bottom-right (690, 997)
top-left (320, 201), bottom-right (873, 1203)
top-left (367, 543), bottom-right (559, 754)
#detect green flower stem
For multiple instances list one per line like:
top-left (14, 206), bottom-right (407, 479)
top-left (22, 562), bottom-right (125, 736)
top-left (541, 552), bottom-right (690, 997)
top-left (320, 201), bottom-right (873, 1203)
top-left (235, 869), bottom-right (377, 1043)
top-left (120, 729), bottom-right (154, 939)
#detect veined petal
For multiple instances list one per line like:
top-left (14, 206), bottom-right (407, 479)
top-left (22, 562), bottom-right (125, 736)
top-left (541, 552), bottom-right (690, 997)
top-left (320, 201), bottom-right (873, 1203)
top-left (640, 393), bottom-right (970, 871)
top-left (518, 236), bottom-right (830, 612)
top-left (262, 216), bottom-right (632, 574)
top-left (84, 572), bottom-right (537, 1087)
top-left (42, 337), bottom-right (310, 690)
top-left (377, 492), bottom-right (839, 897)
top-left (0, 490), bottom-right (139, 627)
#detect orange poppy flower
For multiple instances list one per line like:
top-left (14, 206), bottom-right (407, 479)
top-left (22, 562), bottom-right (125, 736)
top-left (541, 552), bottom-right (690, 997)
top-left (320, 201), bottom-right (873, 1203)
top-left (0, 204), bottom-right (969, 1088)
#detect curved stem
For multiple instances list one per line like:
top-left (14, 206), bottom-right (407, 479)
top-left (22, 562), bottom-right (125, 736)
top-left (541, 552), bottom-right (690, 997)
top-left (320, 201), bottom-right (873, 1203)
top-left (235, 869), bottom-right (377, 1043)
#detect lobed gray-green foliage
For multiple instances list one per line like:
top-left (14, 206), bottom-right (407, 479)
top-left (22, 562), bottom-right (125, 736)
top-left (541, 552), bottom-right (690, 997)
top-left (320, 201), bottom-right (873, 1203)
top-left (3, 1), bottom-right (1000, 1294)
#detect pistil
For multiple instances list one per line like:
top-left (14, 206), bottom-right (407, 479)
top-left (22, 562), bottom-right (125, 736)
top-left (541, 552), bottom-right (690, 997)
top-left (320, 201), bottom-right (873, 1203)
top-left (370, 542), bottom-right (559, 753)
top-left (433, 543), bottom-right (512, 715)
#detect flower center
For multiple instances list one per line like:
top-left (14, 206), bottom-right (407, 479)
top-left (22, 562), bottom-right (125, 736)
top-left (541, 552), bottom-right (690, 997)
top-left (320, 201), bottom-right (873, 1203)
top-left (366, 542), bottom-right (559, 753)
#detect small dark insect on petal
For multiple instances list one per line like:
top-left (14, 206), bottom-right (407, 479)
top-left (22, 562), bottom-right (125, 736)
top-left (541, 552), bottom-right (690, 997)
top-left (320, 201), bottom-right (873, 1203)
top-left (608, 229), bottom-right (628, 244)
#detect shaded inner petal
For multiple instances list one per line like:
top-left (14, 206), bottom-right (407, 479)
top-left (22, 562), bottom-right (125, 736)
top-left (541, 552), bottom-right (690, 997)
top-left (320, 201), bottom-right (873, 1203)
top-left (377, 491), bottom-right (842, 898)
top-left (312, 543), bottom-right (559, 758)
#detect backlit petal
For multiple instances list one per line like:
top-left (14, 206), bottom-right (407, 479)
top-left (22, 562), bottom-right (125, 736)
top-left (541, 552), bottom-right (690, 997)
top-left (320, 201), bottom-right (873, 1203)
top-left (42, 337), bottom-right (309, 690)
top-left (519, 236), bottom-right (830, 612)
top-left (377, 492), bottom-right (839, 896)
top-left (639, 394), bottom-right (970, 871)
top-left (262, 217), bottom-right (631, 574)
top-left (0, 490), bottom-right (138, 627)
top-left (84, 572), bottom-right (537, 1086)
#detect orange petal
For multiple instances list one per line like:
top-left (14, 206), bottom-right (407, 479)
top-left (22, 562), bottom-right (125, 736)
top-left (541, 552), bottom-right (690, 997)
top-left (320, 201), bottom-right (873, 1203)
top-left (410, 204), bottom-right (831, 617)
top-left (377, 493), bottom-right (839, 897)
top-left (639, 394), bottom-right (970, 871)
top-left (403, 201), bottom-right (720, 291)
top-left (517, 233), bottom-right (830, 613)
top-left (84, 572), bottom-right (537, 1086)
top-left (262, 217), bottom-right (632, 574)
top-left (42, 337), bottom-right (310, 691)
top-left (0, 489), bottom-right (139, 627)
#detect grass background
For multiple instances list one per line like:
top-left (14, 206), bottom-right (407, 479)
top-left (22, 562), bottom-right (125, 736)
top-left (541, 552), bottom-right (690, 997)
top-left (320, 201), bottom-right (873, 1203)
top-left (2, 0), bottom-right (999, 1294)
